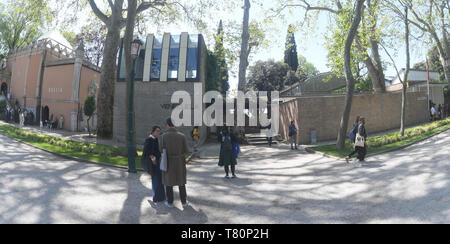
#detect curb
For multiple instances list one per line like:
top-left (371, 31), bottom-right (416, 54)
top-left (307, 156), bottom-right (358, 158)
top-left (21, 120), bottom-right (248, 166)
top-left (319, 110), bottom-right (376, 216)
top-left (305, 126), bottom-right (450, 160)
top-left (1, 130), bottom-right (196, 172)
top-left (0, 131), bottom-right (144, 172)
top-left (304, 147), bottom-right (344, 161)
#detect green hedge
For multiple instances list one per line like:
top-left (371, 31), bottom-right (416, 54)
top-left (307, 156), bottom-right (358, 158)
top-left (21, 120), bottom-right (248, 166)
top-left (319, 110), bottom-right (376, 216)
top-left (366, 118), bottom-right (450, 148)
top-left (13, 127), bottom-right (129, 158)
top-left (311, 117), bottom-right (450, 158)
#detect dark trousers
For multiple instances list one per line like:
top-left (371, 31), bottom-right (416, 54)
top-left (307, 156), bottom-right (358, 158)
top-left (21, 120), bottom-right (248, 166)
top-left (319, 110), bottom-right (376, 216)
top-left (355, 146), bottom-right (367, 161)
top-left (348, 150), bottom-right (358, 158)
top-left (225, 165), bottom-right (235, 176)
top-left (267, 137), bottom-right (273, 146)
top-left (166, 185), bottom-right (187, 204)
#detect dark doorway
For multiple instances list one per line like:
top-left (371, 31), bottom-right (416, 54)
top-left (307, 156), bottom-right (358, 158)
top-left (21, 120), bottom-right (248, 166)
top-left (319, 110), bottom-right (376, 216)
top-left (1, 82), bottom-right (7, 96)
top-left (43, 106), bottom-right (49, 122)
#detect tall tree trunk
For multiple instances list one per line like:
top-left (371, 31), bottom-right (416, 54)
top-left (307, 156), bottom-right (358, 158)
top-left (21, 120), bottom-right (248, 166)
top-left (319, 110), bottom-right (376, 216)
top-left (238, 0), bottom-right (250, 92)
top-left (94, 0), bottom-right (124, 139)
top-left (401, 6), bottom-right (410, 136)
top-left (336, 0), bottom-right (365, 150)
top-left (236, 0), bottom-right (251, 141)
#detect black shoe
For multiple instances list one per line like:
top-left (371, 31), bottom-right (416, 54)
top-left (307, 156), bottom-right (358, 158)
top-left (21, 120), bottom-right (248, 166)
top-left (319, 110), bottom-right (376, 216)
top-left (231, 174), bottom-right (237, 179)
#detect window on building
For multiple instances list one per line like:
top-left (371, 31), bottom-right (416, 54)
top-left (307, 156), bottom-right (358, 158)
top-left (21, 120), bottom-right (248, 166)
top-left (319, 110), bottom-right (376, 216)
top-left (151, 37), bottom-right (163, 80)
top-left (118, 38), bottom-right (146, 81)
top-left (186, 35), bottom-right (199, 80)
top-left (168, 35), bottom-right (180, 80)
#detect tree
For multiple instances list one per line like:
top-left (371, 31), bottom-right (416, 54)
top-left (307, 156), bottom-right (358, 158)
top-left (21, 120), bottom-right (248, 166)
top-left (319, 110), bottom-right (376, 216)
top-left (238, 0), bottom-right (251, 92)
top-left (284, 24), bottom-right (299, 71)
top-left (247, 60), bottom-right (290, 93)
top-left (0, 0), bottom-right (52, 56)
top-left (84, 95), bottom-right (96, 137)
top-left (214, 20), bottom-right (230, 94)
top-left (85, 0), bottom-right (221, 139)
top-left (403, 0), bottom-right (449, 83)
top-left (384, 1), bottom-right (412, 136)
top-left (205, 50), bottom-right (220, 92)
top-left (272, 0), bottom-right (387, 93)
top-left (298, 55), bottom-right (319, 77)
top-left (77, 18), bottom-right (107, 67)
top-left (336, 0), bottom-right (365, 150)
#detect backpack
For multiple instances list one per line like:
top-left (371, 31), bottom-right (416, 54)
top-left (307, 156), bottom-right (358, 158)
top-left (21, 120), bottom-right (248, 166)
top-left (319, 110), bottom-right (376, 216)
top-left (349, 124), bottom-right (358, 142)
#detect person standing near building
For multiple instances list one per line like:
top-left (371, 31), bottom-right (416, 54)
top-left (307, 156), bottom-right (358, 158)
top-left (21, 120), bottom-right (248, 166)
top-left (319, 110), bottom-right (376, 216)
top-left (438, 104), bottom-right (442, 120)
top-left (431, 104), bottom-right (437, 121)
top-left (346, 116), bottom-right (360, 163)
top-left (192, 126), bottom-right (199, 152)
top-left (143, 125), bottom-right (166, 203)
top-left (218, 126), bottom-right (238, 179)
top-left (160, 118), bottom-right (190, 208)
top-left (353, 117), bottom-right (368, 166)
top-left (266, 124), bottom-right (273, 147)
top-left (289, 121), bottom-right (298, 150)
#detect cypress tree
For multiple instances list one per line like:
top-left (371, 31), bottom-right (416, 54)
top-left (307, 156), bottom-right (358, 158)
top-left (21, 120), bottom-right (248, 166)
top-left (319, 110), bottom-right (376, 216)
top-left (284, 24), bottom-right (299, 71)
top-left (214, 20), bottom-right (229, 94)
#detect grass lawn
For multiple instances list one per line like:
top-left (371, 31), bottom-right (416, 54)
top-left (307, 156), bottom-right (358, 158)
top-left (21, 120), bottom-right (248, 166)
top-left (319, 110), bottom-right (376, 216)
top-left (310, 118), bottom-right (450, 158)
top-left (0, 122), bottom-right (142, 169)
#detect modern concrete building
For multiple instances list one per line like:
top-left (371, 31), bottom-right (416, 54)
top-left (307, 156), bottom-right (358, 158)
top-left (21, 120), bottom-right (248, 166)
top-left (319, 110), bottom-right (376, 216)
top-left (114, 33), bottom-right (208, 146)
top-left (5, 32), bottom-right (100, 131)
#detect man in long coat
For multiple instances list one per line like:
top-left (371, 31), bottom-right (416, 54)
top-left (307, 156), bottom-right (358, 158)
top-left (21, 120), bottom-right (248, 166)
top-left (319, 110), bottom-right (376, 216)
top-left (159, 118), bottom-right (190, 208)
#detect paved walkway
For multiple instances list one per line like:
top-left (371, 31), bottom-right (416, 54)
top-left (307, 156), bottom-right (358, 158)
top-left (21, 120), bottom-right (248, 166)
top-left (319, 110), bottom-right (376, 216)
top-left (0, 129), bottom-right (449, 223)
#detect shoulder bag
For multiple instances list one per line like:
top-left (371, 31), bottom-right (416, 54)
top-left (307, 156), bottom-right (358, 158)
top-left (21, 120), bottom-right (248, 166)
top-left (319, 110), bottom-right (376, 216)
top-left (160, 135), bottom-right (168, 172)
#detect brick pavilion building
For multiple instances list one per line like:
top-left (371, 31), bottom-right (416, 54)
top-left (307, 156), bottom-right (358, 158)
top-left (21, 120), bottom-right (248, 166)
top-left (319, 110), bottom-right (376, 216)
top-left (5, 31), bottom-right (100, 132)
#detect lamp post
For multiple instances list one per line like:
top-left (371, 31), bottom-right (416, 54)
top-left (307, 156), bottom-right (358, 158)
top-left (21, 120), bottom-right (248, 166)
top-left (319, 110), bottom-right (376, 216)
top-left (127, 38), bottom-right (143, 173)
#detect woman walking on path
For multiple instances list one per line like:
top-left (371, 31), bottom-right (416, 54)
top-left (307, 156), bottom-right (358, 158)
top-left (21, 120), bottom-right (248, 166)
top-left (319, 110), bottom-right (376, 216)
top-left (218, 126), bottom-right (238, 179)
top-left (346, 116), bottom-right (360, 163)
top-left (354, 117), bottom-right (368, 166)
top-left (143, 126), bottom-right (166, 203)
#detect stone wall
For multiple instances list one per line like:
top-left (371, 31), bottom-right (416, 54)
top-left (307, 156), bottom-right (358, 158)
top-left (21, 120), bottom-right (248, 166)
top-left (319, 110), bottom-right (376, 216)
top-left (279, 91), bottom-right (429, 144)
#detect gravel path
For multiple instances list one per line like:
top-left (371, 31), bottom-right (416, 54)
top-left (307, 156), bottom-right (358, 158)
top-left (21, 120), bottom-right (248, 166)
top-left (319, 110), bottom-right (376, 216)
top-left (0, 130), bottom-right (449, 223)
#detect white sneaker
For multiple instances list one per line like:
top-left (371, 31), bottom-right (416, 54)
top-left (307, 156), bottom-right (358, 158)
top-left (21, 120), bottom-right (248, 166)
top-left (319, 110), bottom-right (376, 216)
top-left (182, 201), bottom-right (189, 208)
top-left (164, 201), bottom-right (174, 208)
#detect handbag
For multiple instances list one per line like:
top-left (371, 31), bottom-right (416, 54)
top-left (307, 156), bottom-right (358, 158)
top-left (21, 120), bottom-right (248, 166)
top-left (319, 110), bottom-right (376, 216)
top-left (354, 125), bottom-right (365, 148)
top-left (160, 135), bottom-right (168, 172)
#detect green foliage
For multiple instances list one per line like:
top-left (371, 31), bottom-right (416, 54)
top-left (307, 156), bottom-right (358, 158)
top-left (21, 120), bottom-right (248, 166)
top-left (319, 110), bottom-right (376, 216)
top-left (84, 96), bottom-right (96, 118)
top-left (247, 60), bottom-right (290, 92)
top-left (0, 99), bottom-right (6, 120)
top-left (221, 19), bottom-right (268, 75)
top-left (312, 117), bottom-right (450, 158)
top-left (0, 0), bottom-right (53, 54)
top-left (284, 24), bottom-right (299, 71)
top-left (214, 20), bottom-right (229, 94)
top-left (205, 49), bottom-right (220, 92)
top-left (298, 55), bottom-right (319, 78)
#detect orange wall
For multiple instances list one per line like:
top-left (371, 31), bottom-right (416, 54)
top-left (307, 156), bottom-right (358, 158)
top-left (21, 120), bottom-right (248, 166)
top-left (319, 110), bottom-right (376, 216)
top-left (42, 64), bottom-right (75, 102)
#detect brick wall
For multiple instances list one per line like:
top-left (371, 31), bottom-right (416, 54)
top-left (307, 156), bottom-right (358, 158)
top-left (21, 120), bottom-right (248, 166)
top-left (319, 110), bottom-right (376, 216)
top-left (279, 91), bottom-right (429, 144)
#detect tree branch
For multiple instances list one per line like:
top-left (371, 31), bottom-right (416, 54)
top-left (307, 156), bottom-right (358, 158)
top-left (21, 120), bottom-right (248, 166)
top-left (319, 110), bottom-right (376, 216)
top-left (89, 0), bottom-right (109, 24)
top-left (136, 0), bottom-right (166, 14)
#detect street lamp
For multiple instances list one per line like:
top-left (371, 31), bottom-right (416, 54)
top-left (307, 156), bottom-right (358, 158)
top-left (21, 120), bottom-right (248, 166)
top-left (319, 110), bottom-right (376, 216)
top-left (127, 38), bottom-right (143, 173)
